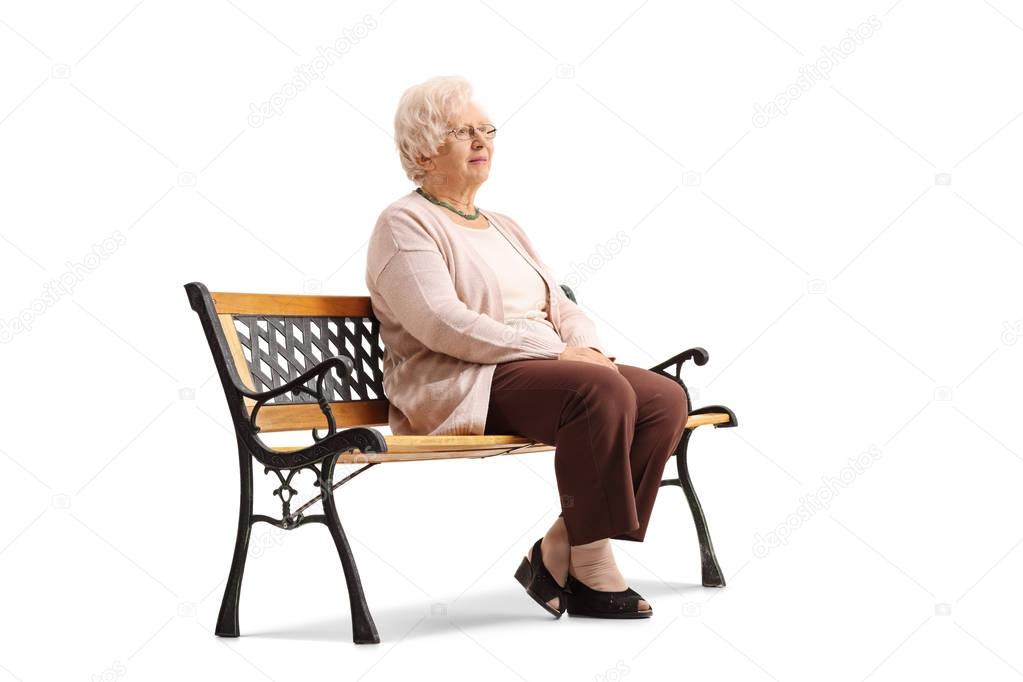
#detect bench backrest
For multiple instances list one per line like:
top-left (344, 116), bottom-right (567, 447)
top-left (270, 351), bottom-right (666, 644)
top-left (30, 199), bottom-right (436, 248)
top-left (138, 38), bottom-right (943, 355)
top-left (185, 282), bottom-right (390, 433)
top-left (185, 281), bottom-right (579, 434)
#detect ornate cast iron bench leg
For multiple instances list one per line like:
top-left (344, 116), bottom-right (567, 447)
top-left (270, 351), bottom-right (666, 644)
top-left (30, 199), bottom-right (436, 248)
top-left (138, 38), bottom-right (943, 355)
top-left (665, 406), bottom-right (736, 587)
top-left (319, 453), bottom-right (379, 644)
top-left (216, 441), bottom-right (255, 638)
top-left (676, 428), bottom-right (725, 587)
top-left (215, 442), bottom-right (381, 644)
top-left (648, 345), bottom-right (738, 589)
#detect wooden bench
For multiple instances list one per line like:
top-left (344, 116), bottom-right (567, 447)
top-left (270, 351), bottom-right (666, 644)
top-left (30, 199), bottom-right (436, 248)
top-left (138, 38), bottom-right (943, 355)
top-left (184, 280), bottom-right (738, 644)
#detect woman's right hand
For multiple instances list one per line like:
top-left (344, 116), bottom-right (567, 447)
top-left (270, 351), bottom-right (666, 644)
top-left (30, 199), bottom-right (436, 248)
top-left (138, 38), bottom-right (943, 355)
top-left (557, 345), bottom-right (619, 371)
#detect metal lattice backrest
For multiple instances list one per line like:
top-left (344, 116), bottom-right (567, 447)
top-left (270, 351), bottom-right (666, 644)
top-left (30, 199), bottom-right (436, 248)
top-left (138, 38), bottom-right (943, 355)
top-left (231, 314), bottom-right (385, 405)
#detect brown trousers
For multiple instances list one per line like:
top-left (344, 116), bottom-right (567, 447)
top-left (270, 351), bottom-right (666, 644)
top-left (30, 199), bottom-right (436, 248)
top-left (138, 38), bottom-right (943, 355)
top-left (483, 360), bottom-right (688, 546)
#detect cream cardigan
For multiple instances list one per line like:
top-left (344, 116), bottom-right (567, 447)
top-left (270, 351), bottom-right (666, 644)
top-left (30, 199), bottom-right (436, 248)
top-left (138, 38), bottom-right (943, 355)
top-left (364, 189), bottom-right (614, 436)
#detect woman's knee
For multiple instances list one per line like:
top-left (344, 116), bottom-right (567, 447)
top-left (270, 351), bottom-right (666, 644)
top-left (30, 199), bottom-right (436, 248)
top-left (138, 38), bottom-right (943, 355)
top-left (651, 375), bottom-right (689, 428)
top-left (578, 367), bottom-right (638, 422)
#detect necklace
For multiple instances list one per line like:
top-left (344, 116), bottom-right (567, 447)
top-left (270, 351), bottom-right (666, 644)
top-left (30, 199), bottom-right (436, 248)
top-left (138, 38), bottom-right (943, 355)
top-left (416, 186), bottom-right (481, 220)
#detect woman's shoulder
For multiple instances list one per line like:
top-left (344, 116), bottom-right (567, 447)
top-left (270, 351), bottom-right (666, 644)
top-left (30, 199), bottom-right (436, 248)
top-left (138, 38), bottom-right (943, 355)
top-left (376, 189), bottom-right (429, 224)
top-left (367, 191), bottom-right (445, 272)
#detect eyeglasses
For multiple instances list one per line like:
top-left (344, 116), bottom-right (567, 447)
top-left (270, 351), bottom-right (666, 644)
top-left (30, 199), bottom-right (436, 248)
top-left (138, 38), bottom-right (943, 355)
top-left (446, 124), bottom-right (497, 140)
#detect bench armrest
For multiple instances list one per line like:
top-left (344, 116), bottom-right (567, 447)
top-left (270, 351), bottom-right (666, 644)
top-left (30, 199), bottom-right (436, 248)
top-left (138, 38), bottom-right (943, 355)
top-left (243, 355), bottom-right (353, 440)
top-left (647, 347), bottom-right (738, 428)
top-left (647, 347), bottom-right (708, 386)
top-left (237, 354), bottom-right (389, 468)
top-left (262, 424), bottom-right (388, 470)
top-left (240, 354), bottom-right (353, 402)
top-left (647, 346), bottom-right (707, 412)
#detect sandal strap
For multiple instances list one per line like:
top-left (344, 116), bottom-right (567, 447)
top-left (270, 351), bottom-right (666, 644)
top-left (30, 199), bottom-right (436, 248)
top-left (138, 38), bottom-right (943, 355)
top-left (528, 539), bottom-right (565, 602)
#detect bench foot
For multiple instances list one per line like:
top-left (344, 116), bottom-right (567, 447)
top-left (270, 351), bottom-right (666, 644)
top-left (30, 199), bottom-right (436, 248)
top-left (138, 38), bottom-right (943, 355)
top-left (320, 455), bottom-right (381, 645)
top-left (216, 445), bottom-right (254, 638)
top-left (673, 428), bottom-right (726, 588)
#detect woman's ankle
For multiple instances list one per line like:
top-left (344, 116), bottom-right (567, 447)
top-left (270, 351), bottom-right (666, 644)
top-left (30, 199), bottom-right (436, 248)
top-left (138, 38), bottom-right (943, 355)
top-left (562, 534), bottom-right (652, 611)
top-left (539, 518), bottom-right (570, 586)
top-left (570, 537), bottom-right (610, 551)
top-left (568, 537), bottom-right (627, 592)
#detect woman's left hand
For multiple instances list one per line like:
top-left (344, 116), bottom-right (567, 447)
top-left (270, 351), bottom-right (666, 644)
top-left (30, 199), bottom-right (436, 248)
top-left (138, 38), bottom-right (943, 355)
top-left (583, 346), bottom-right (619, 372)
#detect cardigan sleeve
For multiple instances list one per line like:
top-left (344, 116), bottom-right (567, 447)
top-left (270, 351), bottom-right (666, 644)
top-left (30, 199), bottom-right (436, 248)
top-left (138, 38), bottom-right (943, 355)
top-left (373, 247), bottom-right (569, 364)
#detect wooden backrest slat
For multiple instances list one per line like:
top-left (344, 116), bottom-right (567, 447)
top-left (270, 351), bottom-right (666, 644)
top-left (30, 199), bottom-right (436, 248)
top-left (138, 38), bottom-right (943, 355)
top-left (211, 291), bottom-right (373, 317)
top-left (253, 400), bottom-right (389, 432)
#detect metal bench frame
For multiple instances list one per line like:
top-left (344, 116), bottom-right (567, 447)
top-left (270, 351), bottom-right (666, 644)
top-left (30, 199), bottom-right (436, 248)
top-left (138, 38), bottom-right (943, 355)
top-left (184, 280), bottom-right (738, 644)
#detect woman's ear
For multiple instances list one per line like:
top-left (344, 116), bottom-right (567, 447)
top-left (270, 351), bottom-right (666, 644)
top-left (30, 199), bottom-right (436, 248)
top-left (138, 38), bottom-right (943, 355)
top-left (416, 154), bottom-right (434, 171)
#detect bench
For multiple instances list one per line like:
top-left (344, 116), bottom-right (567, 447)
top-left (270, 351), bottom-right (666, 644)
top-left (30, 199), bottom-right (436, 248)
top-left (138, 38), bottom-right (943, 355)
top-left (184, 280), bottom-right (738, 644)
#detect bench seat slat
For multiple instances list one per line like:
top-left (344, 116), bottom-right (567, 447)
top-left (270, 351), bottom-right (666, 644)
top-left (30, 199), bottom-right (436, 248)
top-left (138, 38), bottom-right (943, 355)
top-left (270, 412), bottom-right (733, 464)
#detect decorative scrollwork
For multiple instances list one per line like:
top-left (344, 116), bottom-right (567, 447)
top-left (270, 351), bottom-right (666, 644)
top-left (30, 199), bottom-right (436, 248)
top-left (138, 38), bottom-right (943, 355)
top-left (262, 426), bottom-right (384, 470)
top-left (266, 467), bottom-right (299, 517)
top-left (287, 384), bottom-right (337, 442)
top-left (260, 462), bottom-right (322, 529)
top-left (256, 452), bottom-right (379, 529)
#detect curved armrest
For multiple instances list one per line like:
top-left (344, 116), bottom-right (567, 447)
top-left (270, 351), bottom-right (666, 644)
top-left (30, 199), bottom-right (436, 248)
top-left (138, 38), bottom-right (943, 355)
top-left (647, 347), bottom-right (738, 428)
top-left (236, 354), bottom-right (391, 468)
top-left (647, 347), bottom-right (708, 412)
top-left (242, 355), bottom-right (354, 442)
top-left (239, 355), bottom-right (353, 403)
top-left (648, 347), bottom-right (708, 381)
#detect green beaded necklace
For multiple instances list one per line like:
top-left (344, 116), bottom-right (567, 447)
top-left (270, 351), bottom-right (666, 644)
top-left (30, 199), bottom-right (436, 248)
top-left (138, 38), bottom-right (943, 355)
top-left (416, 186), bottom-right (481, 220)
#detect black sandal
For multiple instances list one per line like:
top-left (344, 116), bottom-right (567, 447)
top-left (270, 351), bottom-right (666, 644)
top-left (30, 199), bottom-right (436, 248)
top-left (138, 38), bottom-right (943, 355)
top-left (564, 573), bottom-right (653, 619)
top-left (514, 538), bottom-right (568, 618)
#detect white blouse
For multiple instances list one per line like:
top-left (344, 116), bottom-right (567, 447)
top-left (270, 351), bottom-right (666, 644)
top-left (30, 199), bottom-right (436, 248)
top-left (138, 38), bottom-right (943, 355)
top-left (456, 222), bottom-right (564, 345)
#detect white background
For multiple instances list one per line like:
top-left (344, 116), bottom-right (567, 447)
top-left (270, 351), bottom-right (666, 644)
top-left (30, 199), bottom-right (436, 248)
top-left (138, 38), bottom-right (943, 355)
top-left (1, 1), bottom-right (1021, 680)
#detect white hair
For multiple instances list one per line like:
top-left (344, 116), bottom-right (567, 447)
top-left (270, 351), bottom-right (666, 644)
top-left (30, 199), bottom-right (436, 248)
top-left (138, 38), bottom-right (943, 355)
top-left (393, 75), bottom-right (483, 185)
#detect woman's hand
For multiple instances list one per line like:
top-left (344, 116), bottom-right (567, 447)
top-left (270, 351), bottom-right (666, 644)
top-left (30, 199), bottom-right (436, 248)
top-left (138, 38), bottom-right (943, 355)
top-left (557, 345), bottom-right (619, 372)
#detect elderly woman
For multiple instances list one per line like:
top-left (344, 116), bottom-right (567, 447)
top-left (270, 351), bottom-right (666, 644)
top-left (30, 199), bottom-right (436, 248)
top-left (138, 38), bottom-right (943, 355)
top-left (365, 75), bottom-right (688, 620)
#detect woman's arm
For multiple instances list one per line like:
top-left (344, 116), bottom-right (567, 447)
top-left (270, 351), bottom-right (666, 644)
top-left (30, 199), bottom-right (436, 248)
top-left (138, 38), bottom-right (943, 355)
top-left (373, 247), bottom-right (568, 364)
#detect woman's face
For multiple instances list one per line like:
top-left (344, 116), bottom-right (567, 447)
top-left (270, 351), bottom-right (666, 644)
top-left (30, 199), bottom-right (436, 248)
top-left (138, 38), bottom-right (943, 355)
top-left (421, 101), bottom-right (493, 191)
